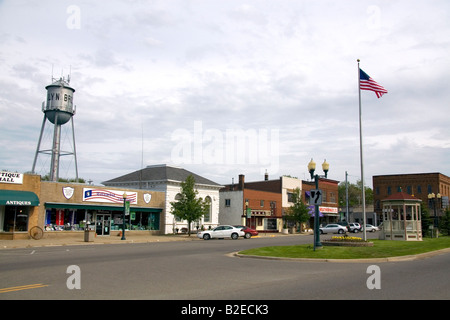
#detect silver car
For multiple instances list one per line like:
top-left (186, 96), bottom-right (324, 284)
top-left (197, 225), bottom-right (245, 240)
top-left (363, 224), bottom-right (379, 232)
top-left (319, 224), bottom-right (347, 234)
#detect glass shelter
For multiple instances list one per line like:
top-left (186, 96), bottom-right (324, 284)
top-left (380, 191), bottom-right (422, 241)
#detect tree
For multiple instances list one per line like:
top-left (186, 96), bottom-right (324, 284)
top-left (439, 208), bottom-right (450, 236)
top-left (338, 179), bottom-right (373, 207)
top-left (420, 203), bottom-right (433, 237)
top-left (284, 188), bottom-right (311, 232)
top-left (170, 175), bottom-right (210, 236)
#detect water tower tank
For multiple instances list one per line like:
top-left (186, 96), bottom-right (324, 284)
top-left (32, 76), bottom-right (78, 182)
top-left (44, 78), bottom-right (76, 125)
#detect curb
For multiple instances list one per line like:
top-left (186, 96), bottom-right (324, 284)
top-left (232, 247), bottom-right (450, 263)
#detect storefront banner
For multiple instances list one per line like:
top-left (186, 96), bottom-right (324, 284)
top-left (319, 206), bottom-right (338, 214)
top-left (0, 171), bottom-right (23, 184)
top-left (83, 188), bottom-right (137, 204)
top-left (56, 209), bottom-right (64, 226)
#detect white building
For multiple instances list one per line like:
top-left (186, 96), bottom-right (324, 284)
top-left (103, 164), bottom-right (222, 234)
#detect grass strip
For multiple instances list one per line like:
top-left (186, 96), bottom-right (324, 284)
top-left (238, 237), bottom-right (450, 260)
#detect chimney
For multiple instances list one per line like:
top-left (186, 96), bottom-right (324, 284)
top-left (238, 174), bottom-right (245, 190)
top-left (264, 170), bottom-right (269, 181)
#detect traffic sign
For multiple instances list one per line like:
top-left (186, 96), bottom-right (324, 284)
top-left (309, 189), bottom-right (323, 205)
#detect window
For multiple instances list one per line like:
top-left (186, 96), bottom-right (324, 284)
top-left (44, 208), bottom-right (84, 231)
top-left (225, 199), bottom-right (231, 207)
top-left (287, 192), bottom-right (294, 203)
top-left (174, 193), bottom-right (182, 222)
top-left (417, 185), bottom-right (422, 194)
top-left (260, 200), bottom-right (264, 207)
top-left (204, 196), bottom-right (212, 222)
top-left (2, 206), bottom-right (29, 232)
top-left (387, 186), bottom-right (392, 195)
top-left (330, 192), bottom-right (336, 203)
top-left (130, 212), bottom-right (160, 230)
top-left (407, 186), bottom-right (412, 194)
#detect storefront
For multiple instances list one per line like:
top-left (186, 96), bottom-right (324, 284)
top-left (0, 172), bottom-right (165, 240)
top-left (0, 172), bottom-right (41, 239)
top-left (0, 190), bottom-right (40, 233)
top-left (43, 203), bottom-right (162, 235)
top-left (40, 183), bottom-right (165, 237)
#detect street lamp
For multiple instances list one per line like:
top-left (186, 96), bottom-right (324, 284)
top-left (121, 192), bottom-right (127, 240)
top-left (308, 158), bottom-right (329, 250)
top-left (428, 192), bottom-right (441, 237)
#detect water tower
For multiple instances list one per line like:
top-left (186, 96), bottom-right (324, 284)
top-left (31, 76), bottom-right (78, 182)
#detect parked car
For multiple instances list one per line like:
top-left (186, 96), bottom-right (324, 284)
top-left (363, 224), bottom-right (379, 232)
top-left (319, 224), bottom-right (347, 234)
top-left (337, 221), bottom-right (349, 231)
top-left (197, 225), bottom-right (244, 240)
top-left (348, 223), bottom-right (361, 233)
top-left (233, 225), bottom-right (259, 239)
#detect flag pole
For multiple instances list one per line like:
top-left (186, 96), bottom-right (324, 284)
top-left (357, 59), bottom-right (367, 241)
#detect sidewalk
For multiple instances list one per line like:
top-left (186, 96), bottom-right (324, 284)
top-left (0, 234), bottom-right (198, 249)
top-left (0, 232), bottom-right (297, 249)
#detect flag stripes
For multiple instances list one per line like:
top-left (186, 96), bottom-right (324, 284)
top-left (359, 68), bottom-right (388, 98)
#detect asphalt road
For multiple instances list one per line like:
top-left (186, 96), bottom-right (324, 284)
top-left (1, 233), bottom-right (449, 302)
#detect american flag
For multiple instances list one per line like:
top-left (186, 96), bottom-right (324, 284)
top-left (359, 68), bottom-right (388, 98)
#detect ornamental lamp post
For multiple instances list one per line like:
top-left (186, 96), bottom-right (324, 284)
top-left (308, 158), bottom-right (329, 250)
top-left (121, 192), bottom-right (127, 240)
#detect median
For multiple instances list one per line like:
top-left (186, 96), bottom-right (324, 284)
top-left (237, 236), bottom-right (450, 260)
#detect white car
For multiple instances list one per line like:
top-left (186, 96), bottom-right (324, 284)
top-left (363, 224), bottom-right (379, 232)
top-left (319, 224), bottom-right (347, 234)
top-left (197, 225), bottom-right (245, 240)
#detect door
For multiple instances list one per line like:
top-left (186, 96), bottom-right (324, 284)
top-left (95, 214), bottom-right (111, 236)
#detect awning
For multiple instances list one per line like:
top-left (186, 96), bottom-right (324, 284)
top-left (0, 190), bottom-right (40, 206)
top-left (45, 202), bottom-right (162, 213)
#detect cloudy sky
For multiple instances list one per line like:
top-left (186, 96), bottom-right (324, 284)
top-left (1, 0), bottom-right (449, 187)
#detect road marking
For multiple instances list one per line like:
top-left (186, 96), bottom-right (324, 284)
top-left (0, 283), bottom-right (49, 293)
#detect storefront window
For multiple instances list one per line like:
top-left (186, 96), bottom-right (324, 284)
top-left (130, 212), bottom-right (160, 230)
top-left (45, 208), bottom-right (87, 231)
top-left (2, 206), bottom-right (29, 232)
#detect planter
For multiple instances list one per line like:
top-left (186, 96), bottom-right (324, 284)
top-left (322, 240), bottom-right (374, 247)
top-left (281, 228), bottom-right (289, 235)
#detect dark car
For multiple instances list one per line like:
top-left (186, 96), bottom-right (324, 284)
top-left (337, 221), bottom-right (350, 232)
top-left (233, 225), bottom-right (259, 239)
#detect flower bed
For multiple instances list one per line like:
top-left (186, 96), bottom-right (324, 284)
top-left (322, 236), bottom-right (374, 247)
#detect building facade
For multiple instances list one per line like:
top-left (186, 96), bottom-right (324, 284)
top-left (373, 173), bottom-right (450, 219)
top-left (302, 177), bottom-right (340, 224)
top-left (103, 164), bottom-right (222, 234)
top-left (0, 171), bottom-right (165, 240)
top-left (219, 174), bottom-right (283, 232)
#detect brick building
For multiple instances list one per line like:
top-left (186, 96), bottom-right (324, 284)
top-left (219, 174), bottom-right (283, 232)
top-left (219, 173), bottom-right (340, 232)
top-left (373, 173), bottom-right (450, 219)
top-left (302, 178), bottom-right (340, 223)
